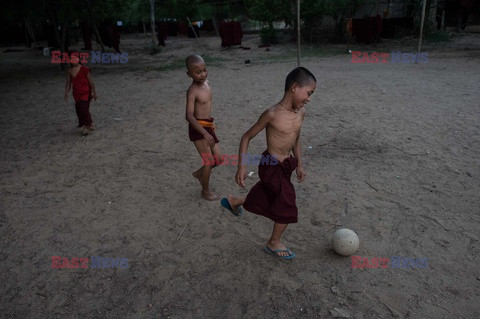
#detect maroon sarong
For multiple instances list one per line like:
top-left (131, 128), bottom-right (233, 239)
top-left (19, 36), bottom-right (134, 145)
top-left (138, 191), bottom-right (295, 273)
top-left (188, 118), bottom-right (219, 143)
top-left (75, 100), bottom-right (93, 127)
top-left (243, 150), bottom-right (298, 224)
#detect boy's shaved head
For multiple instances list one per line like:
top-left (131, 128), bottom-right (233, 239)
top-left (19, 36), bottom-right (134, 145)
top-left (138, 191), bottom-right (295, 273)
top-left (285, 67), bottom-right (316, 91)
top-left (186, 54), bottom-right (205, 70)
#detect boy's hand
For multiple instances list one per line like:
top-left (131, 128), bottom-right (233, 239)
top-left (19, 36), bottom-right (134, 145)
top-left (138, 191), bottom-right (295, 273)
top-left (235, 166), bottom-right (247, 187)
top-left (64, 92), bottom-right (68, 101)
top-left (91, 92), bottom-right (97, 101)
top-left (203, 133), bottom-right (215, 147)
top-left (296, 166), bottom-right (306, 182)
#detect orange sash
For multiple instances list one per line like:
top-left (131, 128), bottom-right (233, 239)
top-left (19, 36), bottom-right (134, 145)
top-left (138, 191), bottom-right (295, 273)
top-left (197, 119), bottom-right (216, 130)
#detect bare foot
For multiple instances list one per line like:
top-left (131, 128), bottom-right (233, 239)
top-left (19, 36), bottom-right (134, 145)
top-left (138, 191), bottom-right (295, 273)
top-left (80, 126), bottom-right (90, 136)
top-left (201, 192), bottom-right (218, 201)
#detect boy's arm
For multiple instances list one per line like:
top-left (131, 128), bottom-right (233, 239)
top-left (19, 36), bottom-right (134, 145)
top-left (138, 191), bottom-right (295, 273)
top-left (86, 72), bottom-right (97, 101)
top-left (235, 109), bottom-right (274, 187)
top-left (293, 130), bottom-right (306, 182)
top-left (64, 71), bottom-right (71, 101)
top-left (185, 88), bottom-right (215, 147)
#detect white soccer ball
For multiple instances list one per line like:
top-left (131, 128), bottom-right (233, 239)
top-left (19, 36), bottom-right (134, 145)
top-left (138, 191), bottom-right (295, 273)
top-left (332, 228), bottom-right (359, 256)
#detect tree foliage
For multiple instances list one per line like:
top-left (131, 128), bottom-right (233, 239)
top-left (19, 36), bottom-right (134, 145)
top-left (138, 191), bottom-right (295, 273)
top-left (246, 0), bottom-right (293, 25)
top-left (301, 0), bottom-right (375, 42)
top-left (246, 0), bottom-right (293, 44)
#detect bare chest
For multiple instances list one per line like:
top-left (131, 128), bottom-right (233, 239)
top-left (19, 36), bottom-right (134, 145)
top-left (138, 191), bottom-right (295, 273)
top-left (195, 88), bottom-right (212, 104)
top-left (270, 115), bottom-right (303, 137)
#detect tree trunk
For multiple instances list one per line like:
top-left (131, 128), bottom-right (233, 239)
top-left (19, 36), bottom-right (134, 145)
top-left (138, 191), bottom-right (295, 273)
top-left (417, 0), bottom-right (427, 58)
top-left (51, 14), bottom-right (65, 70)
top-left (211, 15), bottom-right (220, 37)
top-left (150, 0), bottom-right (157, 53)
top-left (441, 1), bottom-right (446, 30)
top-left (428, 0), bottom-right (439, 30)
top-left (52, 14), bottom-right (61, 50)
top-left (83, 0), bottom-right (105, 52)
top-left (25, 18), bottom-right (37, 48)
top-left (60, 14), bottom-right (69, 53)
top-left (60, 11), bottom-right (71, 70)
top-left (24, 23), bottom-right (30, 50)
top-left (296, 0), bottom-right (300, 66)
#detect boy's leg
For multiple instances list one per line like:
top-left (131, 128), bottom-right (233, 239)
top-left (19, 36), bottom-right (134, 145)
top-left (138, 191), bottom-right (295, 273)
top-left (192, 142), bottom-right (222, 175)
top-left (192, 140), bottom-right (224, 188)
top-left (266, 223), bottom-right (292, 257)
top-left (76, 100), bottom-right (91, 135)
top-left (223, 195), bottom-right (244, 214)
top-left (210, 144), bottom-right (221, 165)
top-left (192, 139), bottom-right (217, 201)
top-left (84, 101), bottom-right (93, 128)
top-left (224, 196), bottom-right (293, 257)
top-left (75, 102), bottom-right (82, 127)
top-left (210, 143), bottom-right (225, 165)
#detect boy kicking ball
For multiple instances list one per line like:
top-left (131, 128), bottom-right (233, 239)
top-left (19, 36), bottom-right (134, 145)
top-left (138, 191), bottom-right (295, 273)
top-left (221, 67), bottom-right (316, 260)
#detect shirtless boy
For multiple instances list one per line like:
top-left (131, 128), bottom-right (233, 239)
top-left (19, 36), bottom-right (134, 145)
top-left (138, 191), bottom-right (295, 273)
top-left (221, 67), bottom-right (316, 259)
top-left (185, 55), bottom-right (222, 201)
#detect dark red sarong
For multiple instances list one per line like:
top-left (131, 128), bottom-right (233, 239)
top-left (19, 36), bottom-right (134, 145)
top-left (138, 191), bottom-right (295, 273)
top-left (243, 150), bottom-right (298, 224)
top-left (188, 118), bottom-right (219, 143)
top-left (75, 100), bottom-right (93, 127)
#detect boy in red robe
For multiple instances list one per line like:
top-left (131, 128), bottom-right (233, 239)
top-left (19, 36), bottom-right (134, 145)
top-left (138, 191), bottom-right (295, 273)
top-left (221, 67), bottom-right (316, 260)
top-left (64, 54), bottom-right (97, 135)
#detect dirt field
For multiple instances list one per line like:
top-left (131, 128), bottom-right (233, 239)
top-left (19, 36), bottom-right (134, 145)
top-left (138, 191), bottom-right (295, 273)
top-left (1, 32), bottom-right (479, 318)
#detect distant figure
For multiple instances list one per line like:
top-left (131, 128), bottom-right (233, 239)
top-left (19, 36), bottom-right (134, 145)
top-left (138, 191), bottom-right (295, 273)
top-left (64, 53), bottom-right (97, 135)
top-left (106, 25), bottom-right (121, 53)
top-left (460, 0), bottom-right (475, 31)
top-left (157, 22), bottom-right (167, 46)
top-left (221, 67), bottom-right (317, 260)
top-left (185, 55), bottom-right (224, 200)
top-left (100, 23), bottom-right (121, 53)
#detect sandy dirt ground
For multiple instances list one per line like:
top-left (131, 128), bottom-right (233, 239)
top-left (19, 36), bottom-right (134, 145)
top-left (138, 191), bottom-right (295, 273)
top-left (1, 32), bottom-right (480, 318)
